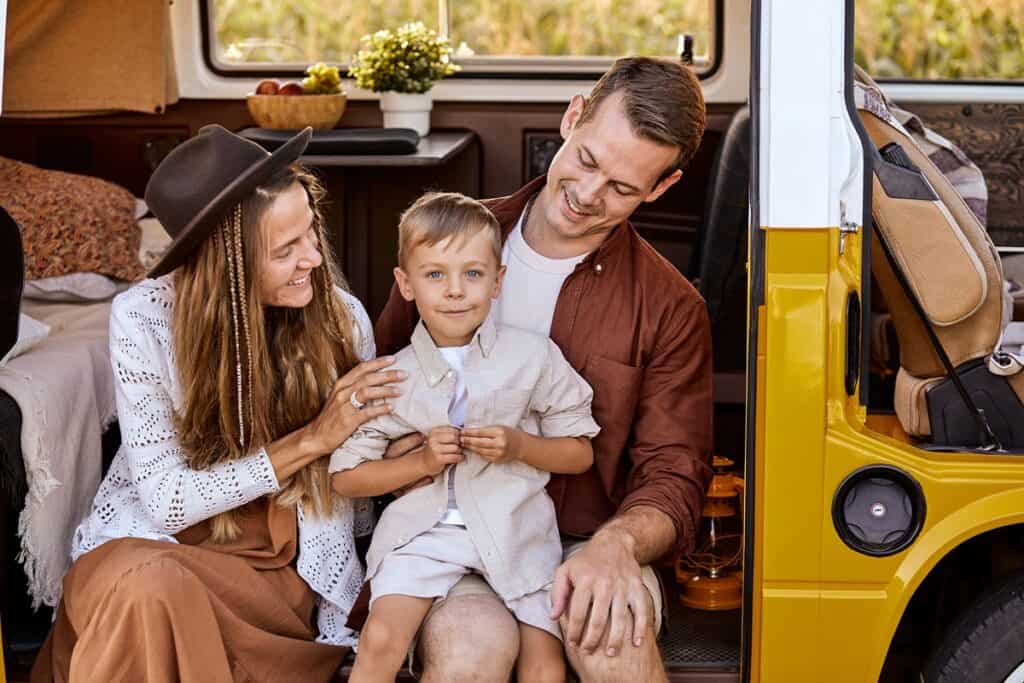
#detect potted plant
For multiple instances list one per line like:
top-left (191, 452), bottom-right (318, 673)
top-left (347, 22), bottom-right (460, 136)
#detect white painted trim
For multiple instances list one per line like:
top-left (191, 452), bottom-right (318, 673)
top-left (756, 0), bottom-right (862, 229)
top-left (172, 0), bottom-right (750, 104)
top-left (881, 81), bottom-right (1024, 104)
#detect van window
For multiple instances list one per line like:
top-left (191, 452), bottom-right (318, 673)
top-left (206, 0), bottom-right (715, 76)
top-left (855, 0), bottom-right (1024, 81)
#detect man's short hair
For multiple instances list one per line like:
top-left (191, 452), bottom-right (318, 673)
top-left (578, 56), bottom-right (706, 182)
top-left (397, 192), bottom-right (501, 268)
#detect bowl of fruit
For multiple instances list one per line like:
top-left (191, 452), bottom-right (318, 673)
top-left (247, 63), bottom-right (347, 130)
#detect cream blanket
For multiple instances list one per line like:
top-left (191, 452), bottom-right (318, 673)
top-left (0, 299), bottom-right (114, 607)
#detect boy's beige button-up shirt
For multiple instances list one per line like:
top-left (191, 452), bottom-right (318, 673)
top-left (330, 316), bottom-right (600, 600)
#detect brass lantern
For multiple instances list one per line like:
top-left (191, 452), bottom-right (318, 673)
top-left (676, 455), bottom-right (744, 610)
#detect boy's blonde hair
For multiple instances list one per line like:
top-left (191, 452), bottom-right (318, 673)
top-left (398, 192), bottom-right (501, 268)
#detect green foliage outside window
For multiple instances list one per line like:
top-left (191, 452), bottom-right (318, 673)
top-left (854, 0), bottom-right (1024, 80)
top-left (213, 0), bottom-right (1024, 81)
top-left (213, 0), bottom-right (440, 63)
top-left (212, 0), bottom-right (710, 64)
top-left (446, 0), bottom-right (709, 58)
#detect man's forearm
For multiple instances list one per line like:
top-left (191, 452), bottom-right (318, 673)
top-left (592, 505), bottom-right (678, 566)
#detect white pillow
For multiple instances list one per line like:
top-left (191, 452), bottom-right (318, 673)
top-left (1, 314), bottom-right (50, 366)
top-left (138, 216), bottom-right (172, 271)
top-left (23, 272), bottom-right (130, 302)
top-left (22, 214), bottom-right (170, 300)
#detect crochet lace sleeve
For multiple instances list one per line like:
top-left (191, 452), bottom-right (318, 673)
top-left (328, 288), bottom-right (381, 538)
top-left (337, 287), bottom-right (376, 362)
top-left (109, 295), bottom-right (280, 535)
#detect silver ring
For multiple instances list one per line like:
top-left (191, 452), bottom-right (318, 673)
top-left (349, 390), bottom-right (366, 410)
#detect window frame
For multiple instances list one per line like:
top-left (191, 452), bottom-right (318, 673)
top-left (874, 77), bottom-right (1024, 87)
top-left (199, 0), bottom-right (724, 81)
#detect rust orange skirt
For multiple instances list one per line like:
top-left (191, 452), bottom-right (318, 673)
top-left (32, 499), bottom-right (347, 682)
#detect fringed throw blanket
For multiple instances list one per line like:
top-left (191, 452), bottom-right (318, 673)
top-left (0, 299), bottom-right (114, 607)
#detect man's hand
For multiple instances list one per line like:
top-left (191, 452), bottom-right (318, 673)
top-left (421, 426), bottom-right (463, 477)
top-left (550, 529), bottom-right (650, 658)
top-left (460, 426), bottom-right (523, 464)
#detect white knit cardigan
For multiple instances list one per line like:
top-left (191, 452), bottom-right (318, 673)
top-left (71, 275), bottom-right (374, 646)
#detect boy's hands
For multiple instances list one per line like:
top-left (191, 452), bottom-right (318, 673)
top-left (420, 426), bottom-right (463, 477)
top-left (400, 425), bottom-right (528, 486)
top-left (460, 426), bottom-right (523, 464)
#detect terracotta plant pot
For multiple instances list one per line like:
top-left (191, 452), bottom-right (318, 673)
top-left (246, 93), bottom-right (347, 130)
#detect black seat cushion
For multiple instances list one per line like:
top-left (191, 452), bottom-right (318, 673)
top-left (0, 206), bottom-right (24, 507)
top-left (694, 106), bottom-right (751, 373)
top-left (239, 127), bottom-right (420, 155)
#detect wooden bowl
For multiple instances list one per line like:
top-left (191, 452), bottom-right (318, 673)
top-left (246, 93), bottom-right (347, 130)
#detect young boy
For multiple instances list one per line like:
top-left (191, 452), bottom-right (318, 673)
top-left (330, 192), bottom-right (599, 682)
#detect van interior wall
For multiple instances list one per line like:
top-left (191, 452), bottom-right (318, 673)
top-left (0, 99), bottom-right (735, 214)
top-left (901, 101), bottom-right (1024, 248)
top-left (0, 99), bottom-right (742, 459)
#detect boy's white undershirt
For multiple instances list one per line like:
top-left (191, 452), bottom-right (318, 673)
top-left (438, 344), bottom-right (469, 526)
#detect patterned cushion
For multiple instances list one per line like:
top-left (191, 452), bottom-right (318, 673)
top-left (0, 157), bottom-right (143, 281)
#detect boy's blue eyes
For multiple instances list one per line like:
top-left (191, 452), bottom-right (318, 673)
top-left (424, 270), bottom-right (484, 279)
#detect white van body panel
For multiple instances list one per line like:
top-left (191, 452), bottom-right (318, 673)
top-left (757, 0), bottom-right (863, 229)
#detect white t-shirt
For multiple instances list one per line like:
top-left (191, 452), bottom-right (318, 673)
top-left (497, 207), bottom-right (589, 337)
top-left (438, 344), bottom-right (470, 525)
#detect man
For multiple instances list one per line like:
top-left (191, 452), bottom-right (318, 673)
top-left (374, 56), bottom-right (712, 682)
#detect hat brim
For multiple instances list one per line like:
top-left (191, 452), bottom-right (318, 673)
top-left (147, 127), bottom-right (312, 278)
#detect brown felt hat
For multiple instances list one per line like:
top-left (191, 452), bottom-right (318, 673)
top-left (144, 124), bottom-right (312, 278)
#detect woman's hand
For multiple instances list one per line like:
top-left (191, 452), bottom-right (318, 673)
top-left (303, 356), bottom-right (406, 457)
top-left (268, 357), bottom-right (406, 484)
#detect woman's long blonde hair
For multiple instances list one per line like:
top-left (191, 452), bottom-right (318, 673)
top-left (172, 165), bottom-right (361, 542)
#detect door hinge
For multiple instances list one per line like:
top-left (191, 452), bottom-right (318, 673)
top-left (839, 220), bottom-right (860, 255)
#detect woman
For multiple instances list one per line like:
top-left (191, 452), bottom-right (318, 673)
top-left (33, 125), bottom-right (407, 682)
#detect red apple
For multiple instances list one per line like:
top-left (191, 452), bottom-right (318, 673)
top-left (255, 79), bottom-right (280, 95)
top-left (278, 82), bottom-right (305, 95)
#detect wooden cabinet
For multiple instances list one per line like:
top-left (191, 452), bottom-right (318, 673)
top-left (301, 131), bottom-right (481, 320)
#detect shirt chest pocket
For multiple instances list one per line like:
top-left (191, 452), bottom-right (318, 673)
top-left (487, 388), bottom-right (534, 427)
top-left (584, 355), bottom-right (642, 454)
